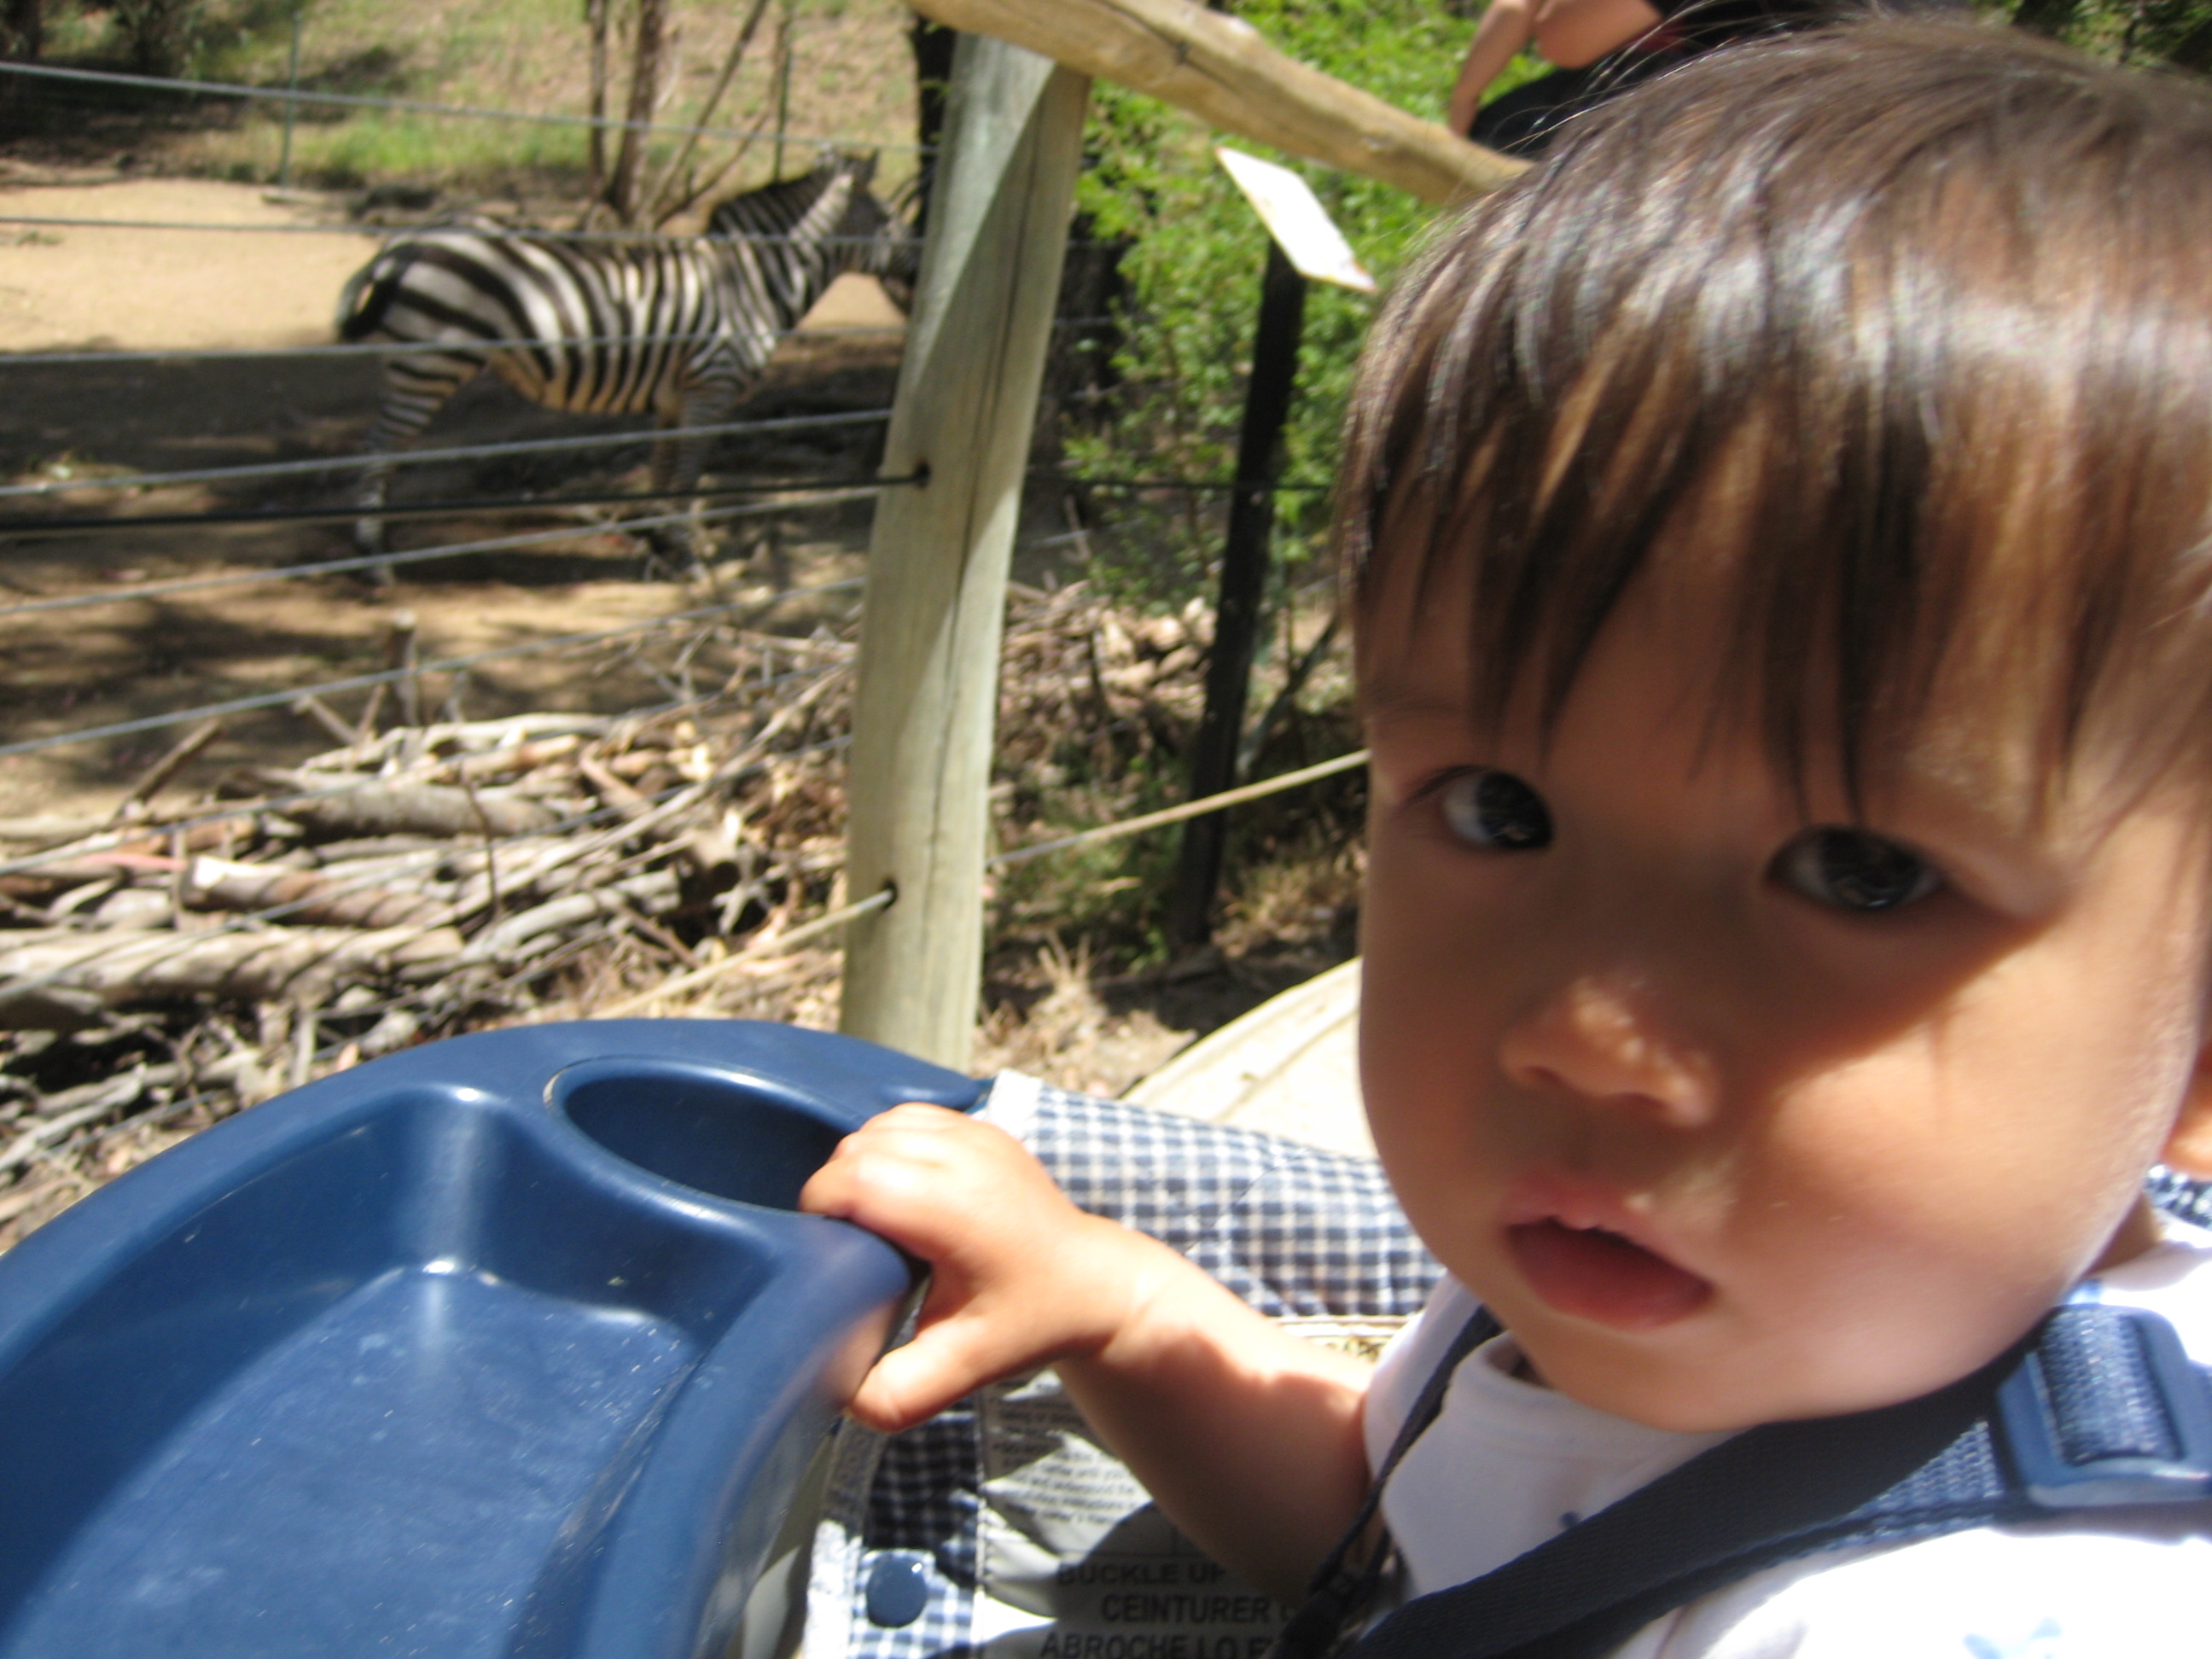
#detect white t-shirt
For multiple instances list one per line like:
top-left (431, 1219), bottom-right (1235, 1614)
top-left (1363, 1219), bottom-right (2212, 1658)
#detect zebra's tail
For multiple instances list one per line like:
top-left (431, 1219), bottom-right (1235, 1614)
top-left (336, 244), bottom-right (420, 342)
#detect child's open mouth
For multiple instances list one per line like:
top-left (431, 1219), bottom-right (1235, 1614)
top-left (1506, 1220), bottom-right (1714, 1329)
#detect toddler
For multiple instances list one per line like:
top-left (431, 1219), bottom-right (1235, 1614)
top-left (804, 20), bottom-right (2212, 1655)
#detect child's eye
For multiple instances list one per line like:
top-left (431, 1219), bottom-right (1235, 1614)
top-left (1440, 770), bottom-right (1553, 851)
top-left (1772, 828), bottom-right (1941, 913)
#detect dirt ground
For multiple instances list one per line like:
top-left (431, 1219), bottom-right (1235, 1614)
top-left (0, 171), bottom-right (1357, 1112)
top-left (0, 172), bottom-right (908, 823)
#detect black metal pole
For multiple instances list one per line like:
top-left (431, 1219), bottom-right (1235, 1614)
top-left (1169, 239), bottom-right (1307, 948)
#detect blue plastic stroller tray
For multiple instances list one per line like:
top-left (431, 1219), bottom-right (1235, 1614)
top-left (0, 1020), bottom-right (981, 1659)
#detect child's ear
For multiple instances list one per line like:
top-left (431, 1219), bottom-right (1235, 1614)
top-left (2164, 1033), bottom-right (2212, 1177)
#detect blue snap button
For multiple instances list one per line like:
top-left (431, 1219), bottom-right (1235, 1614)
top-left (865, 1554), bottom-right (930, 1628)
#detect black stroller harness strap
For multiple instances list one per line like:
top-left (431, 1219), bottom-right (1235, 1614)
top-left (1276, 1302), bottom-right (2212, 1659)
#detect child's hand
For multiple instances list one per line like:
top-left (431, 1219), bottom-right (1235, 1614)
top-left (806, 1103), bottom-right (1376, 1596)
top-left (799, 1104), bottom-right (1155, 1431)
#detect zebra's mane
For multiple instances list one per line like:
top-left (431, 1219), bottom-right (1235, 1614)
top-left (705, 158), bottom-right (875, 242)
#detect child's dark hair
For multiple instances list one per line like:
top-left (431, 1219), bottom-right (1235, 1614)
top-left (1346, 20), bottom-right (2212, 801)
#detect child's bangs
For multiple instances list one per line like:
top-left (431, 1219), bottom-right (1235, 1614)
top-left (1346, 20), bottom-right (2212, 808)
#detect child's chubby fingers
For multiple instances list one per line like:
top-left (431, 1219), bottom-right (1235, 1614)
top-left (798, 1103), bottom-right (1076, 1262)
top-left (801, 1104), bottom-right (1156, 1425)
top-left (838, 1305), bottom-right (1039, 1431)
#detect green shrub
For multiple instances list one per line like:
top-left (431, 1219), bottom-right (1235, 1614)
top-left (1063, 0), bottom-right (1540, 611)
top-left (1066, 0), bottom-right (2212, 617)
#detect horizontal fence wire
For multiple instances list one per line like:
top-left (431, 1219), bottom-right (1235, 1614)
top-left (0, 475), bottom-right (914, 537)
top-left (0, 487), bottom-right (887, 618)
top-left (0, 325), bottom-right (900, 368)
top-left (207, 678), bottom-right (846, 930)
top-left (0, 589), bottom-right (866, 882)
top-left (1, 737), bottom-right (1363, 1075)
top-left (0, 59), bottom-right (930, 152)
top-left (989, 750), bottom-right (1370, 869)
top-left (0, 217), bottom-right (1116, 256)
top-left (0, 215), bottom-right (914, 248)
top-left (255, 725), bottom-right (854, 979)
top-left (591, 883), bottom-right (889, 1017)
top-left (0, 727), bottom-right (1354, 1077)
top-left (327, 738), bottom-right (1365, 1031)
top-left (0, 409), bottom-right (894, 501)
top-left (1038, 472), bottom-right (1336, 494)
top-left (0, 590), bottom-right (857, 762)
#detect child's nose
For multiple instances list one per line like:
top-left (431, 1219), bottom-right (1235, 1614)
top-left (1497, 977), bottom-right (1719, 1129)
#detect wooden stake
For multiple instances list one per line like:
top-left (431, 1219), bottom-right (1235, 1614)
top-left (839, 36), bottom-right (1090, 1068)
top-left (1172, 241), bottom-right (1306, 946)
top-left (386, 609), bottom-right (422, 731)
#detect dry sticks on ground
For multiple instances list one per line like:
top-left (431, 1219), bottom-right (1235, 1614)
top-left (0, 581), bottom-right (1325, 1249)
top-left (0, 615), bottom-right (869, 1244)
top-left (0, 681), bottom-right (853, 1033)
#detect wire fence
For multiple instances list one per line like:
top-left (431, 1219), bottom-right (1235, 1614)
top-left (0, 475), bottom-right (915, 538)
top-left (0, 410), bottom-right (892, 500)
top-left (0, 326), bottom-right (905, 370)
top-left (0, 489), bottom-right (888, 618)
top-left (0, 2), bottom-right (1371, 1232)
top-left (3, 602), bottom-right (754, 762)
top-left (0, 59), bottom-right (929, 154)
top-left (0, 215), bottom-right (925, 247)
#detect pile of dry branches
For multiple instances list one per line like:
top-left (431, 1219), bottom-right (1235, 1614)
top-left (0, 582), bottom-right (1326, 1248)
top-left (0, 623), bottom-right (859, 1243)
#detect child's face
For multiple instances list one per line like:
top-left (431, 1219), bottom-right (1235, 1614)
top-left (1358, 569), bottom-right (2212, 1433)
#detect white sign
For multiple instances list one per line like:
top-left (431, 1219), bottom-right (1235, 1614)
top-left (1214, 148), bottom-right (1376, 294)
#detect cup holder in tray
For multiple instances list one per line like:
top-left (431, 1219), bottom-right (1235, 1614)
top-left (0, 1019), bottom-right (983, 1659)
top-left (550, 1058), bottom-right (855, 1212)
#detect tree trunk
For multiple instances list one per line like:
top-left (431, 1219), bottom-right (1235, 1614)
top-left (607, 0), bottom-right (667, 224)
top-left (2, 0), bottom-right (41, 63)
top-left (585, 0), bottom-right (610, 206)
top-left (0, 0), bottom-right (41, 121)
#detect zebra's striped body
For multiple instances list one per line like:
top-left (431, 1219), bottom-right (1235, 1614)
top-left (337, 154), bottom-right (912, 573)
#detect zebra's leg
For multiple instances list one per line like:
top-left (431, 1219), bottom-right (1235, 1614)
top-left (644, 376), bottom-right (739, 579)
top-left (353, 348), bottom-right (484, 580)
top-left (353, 455), bottom-right (395, 577)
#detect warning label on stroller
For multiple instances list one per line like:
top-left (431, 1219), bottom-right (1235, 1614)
top-left (974, 1370), bottom-right (1292, 1659)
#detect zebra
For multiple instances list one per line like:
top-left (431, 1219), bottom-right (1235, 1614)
top-left (335, 152), bottom-right (916, 577)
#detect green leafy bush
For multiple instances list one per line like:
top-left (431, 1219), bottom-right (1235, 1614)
top-left (1062, 0), bottom-right (1536, 609)
top-left (1064, 0), bottom-right (2212, 615)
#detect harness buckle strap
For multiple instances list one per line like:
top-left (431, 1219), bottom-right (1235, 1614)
top-left (1994, 1305), bottom-right (2212, 1508)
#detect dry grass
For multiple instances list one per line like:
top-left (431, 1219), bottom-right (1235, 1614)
top-left (973, 935), bottom-right (1192, 1098)
top-left (30, 0), bottom-right (921, 211)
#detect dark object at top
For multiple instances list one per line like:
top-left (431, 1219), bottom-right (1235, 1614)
top-left (1470, 0), bottom-right (1976, 158)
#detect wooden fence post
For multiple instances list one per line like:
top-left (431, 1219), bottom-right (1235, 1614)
top-left (838, 36), bottom-right (1091, 1068)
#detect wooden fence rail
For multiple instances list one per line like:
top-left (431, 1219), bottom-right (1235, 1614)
top-left (908, 0), bottom-right (1527, 203)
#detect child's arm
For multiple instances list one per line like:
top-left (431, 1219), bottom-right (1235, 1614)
top-left (798, 1103), bottom-right (1375, 1603)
